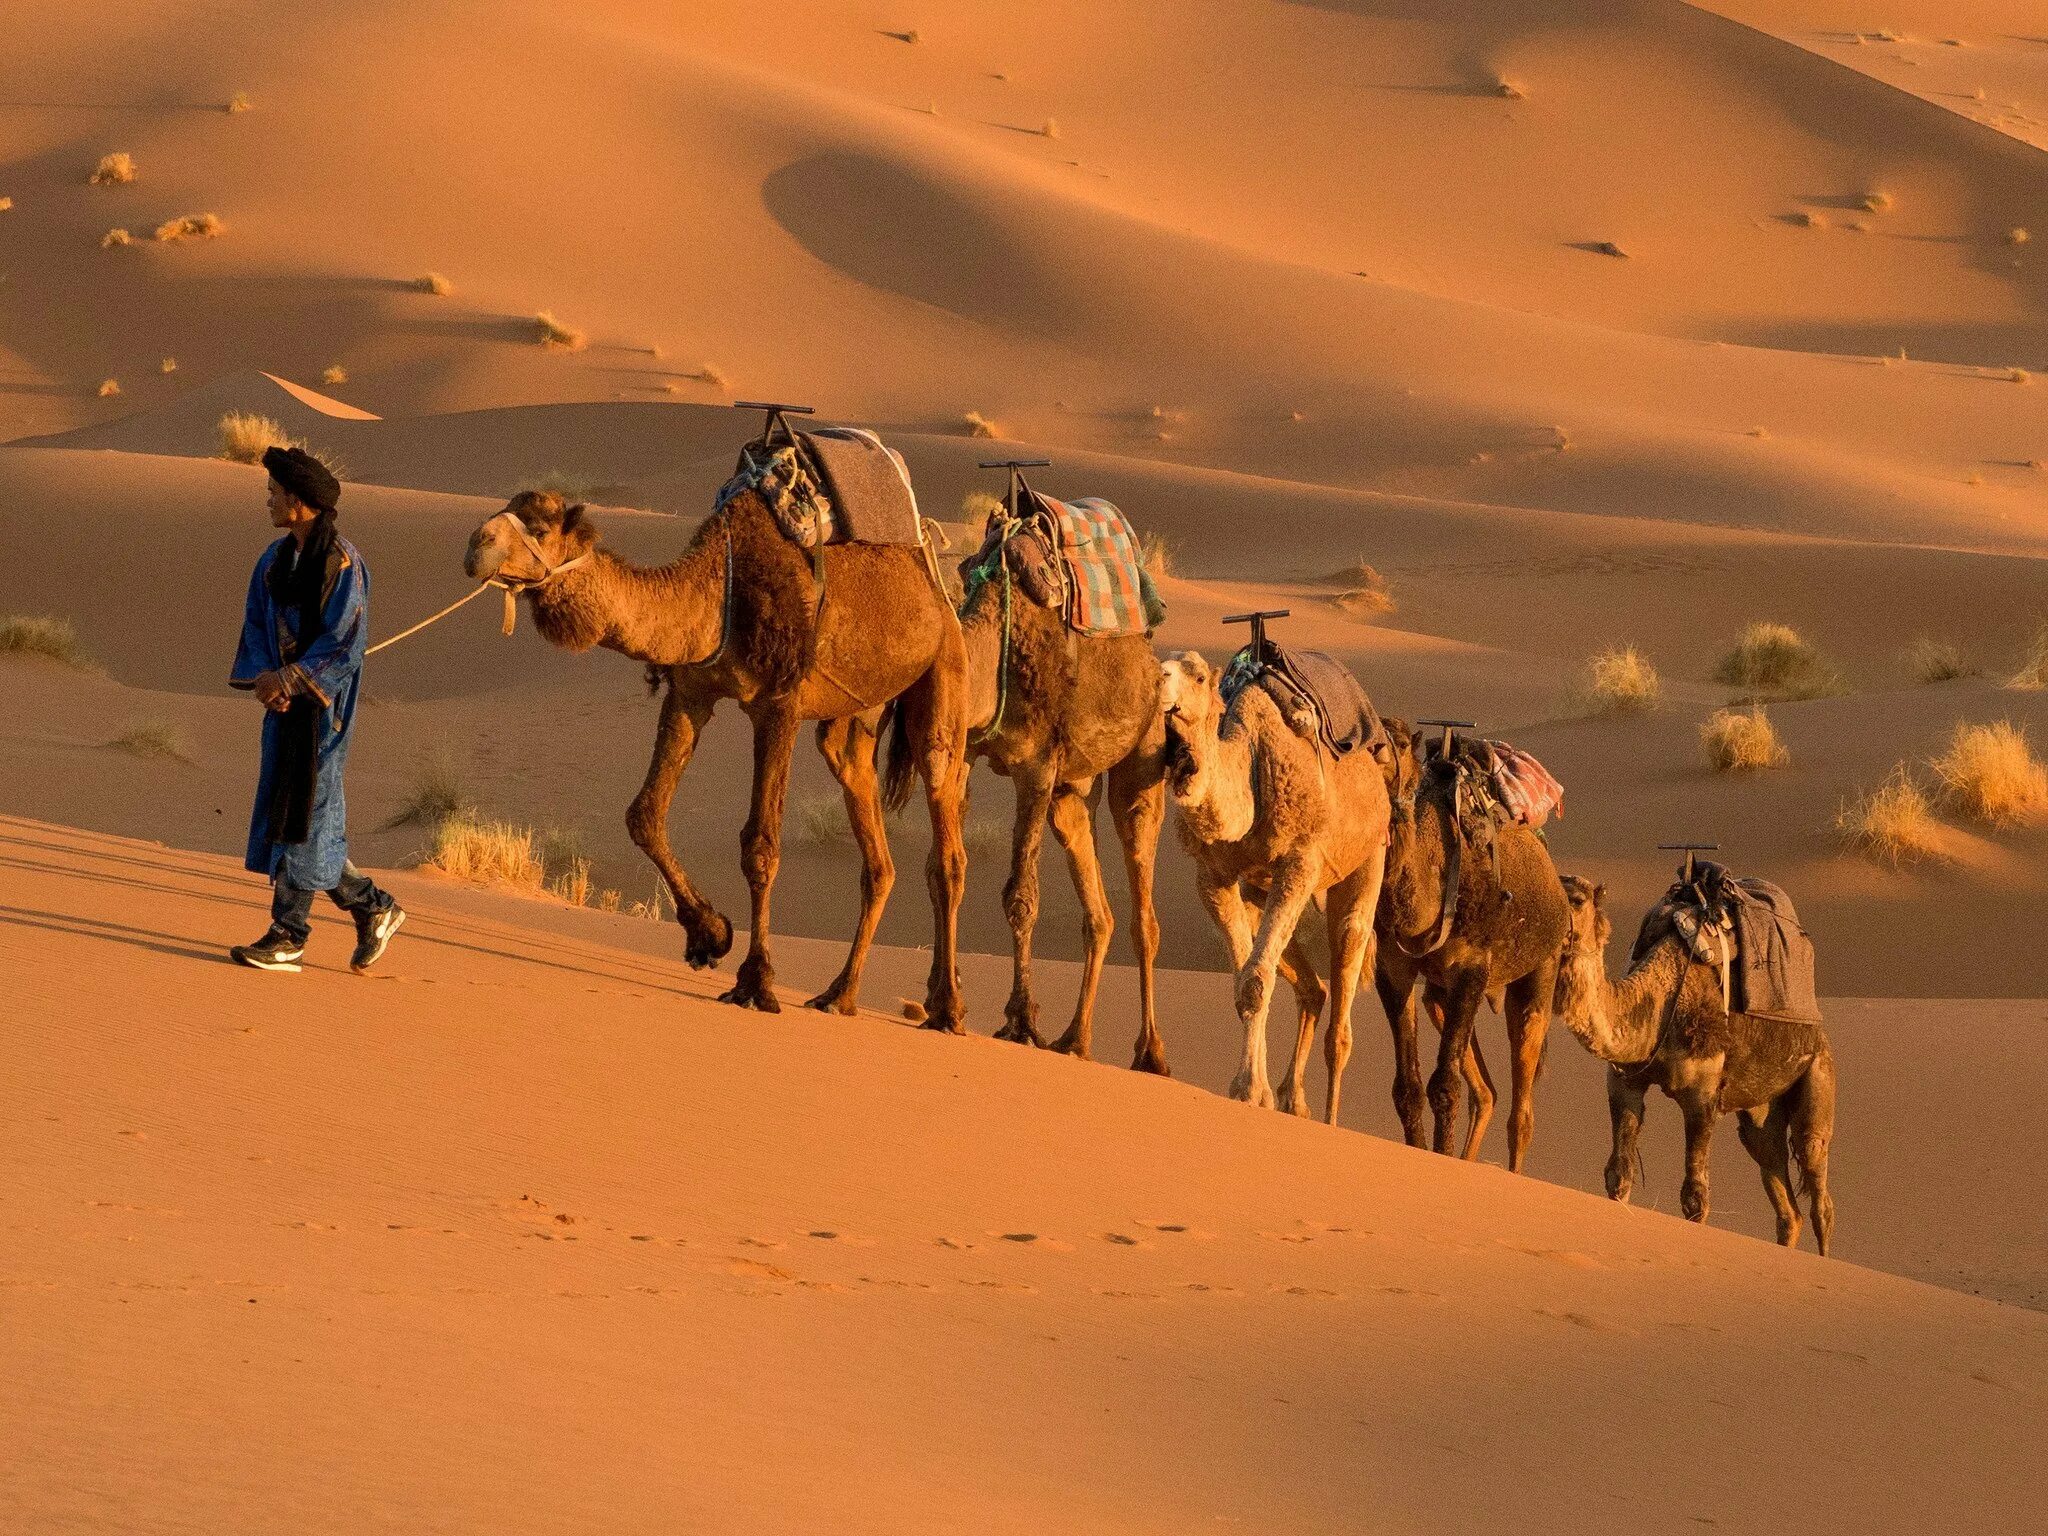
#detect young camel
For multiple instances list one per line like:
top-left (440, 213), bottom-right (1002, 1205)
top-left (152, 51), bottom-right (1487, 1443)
top-left (464, 489), bottom-right (974, 1028)
top-left (1375, 720), bottom-right (1568, 1170)
top-left (1554, 875), bottom-right (1837, 1254)
top-left (921, 526), bottom-right (1169, 1072)
top-left (1157, 651), bottom-right (1389, 1121)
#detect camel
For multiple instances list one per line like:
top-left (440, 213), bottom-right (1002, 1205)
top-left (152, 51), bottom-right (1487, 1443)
top-left (930, 515), bottom-right (1170, 1072)
top-left (1374, 719), bottom-right (1569, 1170)
top-left (1156, 650), bottom-right (1389, 1121)
top-left (463, 487), bottom-right (974, 1027)
top-left (1553, 874), bottom-right (1837, 1254)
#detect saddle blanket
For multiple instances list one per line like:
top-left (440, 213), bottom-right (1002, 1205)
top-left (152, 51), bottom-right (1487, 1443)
top-left (717, 425), bottom-right (923, 549)
top-left (1482, 740), bottom-right (1564, 829)
top-left (1030, 492), bottom-right (1157, 637)
top-left (1630, 860), bottom-right (1822, 1026)
top-left (1221, 643), bottom-right (1387, 760)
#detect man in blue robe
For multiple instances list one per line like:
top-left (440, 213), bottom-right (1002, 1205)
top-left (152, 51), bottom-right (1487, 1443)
top-left (227, 446), bottom-right (405, 973)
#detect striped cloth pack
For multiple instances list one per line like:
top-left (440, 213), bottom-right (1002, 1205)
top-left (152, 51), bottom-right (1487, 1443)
top-left (1032, 492), bottom-right (1150, 637)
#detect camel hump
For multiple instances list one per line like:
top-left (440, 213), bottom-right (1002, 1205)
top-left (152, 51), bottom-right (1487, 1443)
top-left (1222, 643), bottom-right (1386, 762)
top-left (1634, 865), bottom-right (1822, 1027)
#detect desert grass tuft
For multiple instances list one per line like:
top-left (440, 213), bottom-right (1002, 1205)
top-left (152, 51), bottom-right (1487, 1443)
top-left (97, 378), bottom-right (120, 398)
top-left (2006, 228), bottom-right (2030, 246)
top-left (1833, 766), bottom-right (1944, 866)
top-left (1585, 644), bottom-right (1661, 714)
top-left (694, 363), bottom-right (730, 392)
top-left (104, 719), bottom-right (194, 763)
top-left (321, 364), bottom-right (348, 386)
top-left (217, 411), bottom-right (297, 464)
top-left (1861, 190), bottom-right (1893, 212)
top-left (89, 152), bottom-right (136, 186)
top-left (414, 271), bottom-right (453, 296)
top-left (154, 212), bottom-right (223, 242)
top-left (1040, 118), bottom-right (1059, 138)
top-left (1493, 75), bottom-right (1526, 99)
top-left (1904, 636), bottom-right (1973, 684)
top-left (384, 752), bottom-right (476, 830)
top-left (425, 813), bottom-right (543, 889)
top-left (534, 311), bottom-right (586, 350)
top-left (159, 356), bottom-right (177, 373)
top-left (1713, 621), bottom-right (1843, 702)
top-left (963, 410), bottom-right (998, 439)
top-left (0, 615), bottom-right (90, 667)
top-left (792, 792), bottom-right (855, 849)
top-left (226, 91), bottom-right (253, 114)
top-left (1699, 705), bottom-right (1788, 771)
top-left (537, 827), bottom-right (592, 906)
top-left (1928, 720), bottom-right (2048, 826)
top-left (960, 488), bottom-right (1005, 525)
top-left (2006, 624), bottom-right (2048, 690)
top-left (101, 228), bottom-right (132, 248)
top-left (0, 197), bottom-right (12, 212)
top-left (963, 816), bottom-right (1011, 861)
top-left (1325, 559), bottom-right (1394, 618)
top-left (1140, 530), bottom-right (1175, 580)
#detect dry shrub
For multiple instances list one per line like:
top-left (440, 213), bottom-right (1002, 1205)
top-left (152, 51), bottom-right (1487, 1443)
top-left (960, 488), bottom-right (1005, 525)
top-left (385, 753), bottom-right (475, 830)
top-left (1493, 75), bottom-right (1525, 99)
top-left (963, 816), bottom-right (1011, 860)
top-left (90, 152), bottom-right (136, 186)
top-left (2010, 369), bottom-right (2032, 385)
top-left (1140, 530), bottom-right (1175, 580)
top-left (97, 379), bottom-right (120, 398)
top-left (321, 364), bottom-right (348, 386)
top-left (1700, 706), bottom-right (1787, 771)
top-left (0, 615), bottom-right (88, 667)
top-left (2007, 625), bottom-right (2048, 690)
top-left (159, 356), bottom-right (177, 373)
top-left (1329, 559), bottom-right (1394, 618)
top-left (1794, 210), bottom-right (1827, 229)
top-left (226, 91), bottom-right (253, 114)
top-left (1040, 118), bottom-right (1059, 138)
top-left (1861, 190), bottom-right (1893, 212)
top-left (415, 271), bottom-right (453, 296)
top-left (426, 814), bottom-right (543, 889)
top-left (0, 197), bottom-right (12, 212)
top-left (1928, 721), bottom-right (2048, 826)
top-left (963, 410), bottom-right (998, 439)
top-left (2007, 228), bottom-right (2030, 246)
top-left (534, 311), bottom-right (586, 350)
top-left (1585, 645), bottom-right (1661, 714)
top-left (218, 411), bottom-right (297, 464)
top-left (793, 792), bottom-right (853, 848)
top-left (101, 228), bottom-right (131, 248)
top-left (695, 363), bottom-right (730, 392)
top-left (104, 720), bottom-right (193, 763)
top-left (1713, 621), bottom-right (1842, 702)
top-left (1904, 636), bottom-right (1973, 684)
top-left (1833, 767), bottom-right (1944, 866)
top-left (597, 888), bottom-right (623, 914)
top-left (154, 212), bottom-right (223, 242)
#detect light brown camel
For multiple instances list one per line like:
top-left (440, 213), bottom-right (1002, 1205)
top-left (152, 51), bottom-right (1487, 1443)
top-left (922, 518), bottom-right (1170, 1072)
top-left (464, 488), bottom-right (974, 1027)
top-left (1156, 650), bottom-right (1389, 1120)
top-left (1554, 875), bottom-right (1837, 1253)
top-left (1374, 720), bottom-right (1568, 1170)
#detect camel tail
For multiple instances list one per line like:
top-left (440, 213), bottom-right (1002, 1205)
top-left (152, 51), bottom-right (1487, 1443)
top-left (881, 701), bottom-right (917, 815)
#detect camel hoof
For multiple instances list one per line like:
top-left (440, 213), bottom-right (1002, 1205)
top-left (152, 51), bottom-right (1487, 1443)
top-left (717, 986), bottom-right (782, 1013)
top-left (919, 1016), bottom-right (966, 1036)
top-left (1048, 1031), bottom-right (1089, 1060)
top-left (684, 914), bottom-right (735, 969)
top-left (993, 1020), bottom-right (1045, 1047)
top-left (1129, 1048), bottom-right (1171, 1078)
top-left (804, 987), bottom-right (858, 1016)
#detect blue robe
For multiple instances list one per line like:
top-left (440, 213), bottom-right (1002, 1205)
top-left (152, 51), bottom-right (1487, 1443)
top-left (229, 534), bottom-right (370, 890)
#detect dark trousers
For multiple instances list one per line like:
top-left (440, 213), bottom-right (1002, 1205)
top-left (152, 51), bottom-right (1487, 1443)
top-left (271, 861), bottom-right (391, 945)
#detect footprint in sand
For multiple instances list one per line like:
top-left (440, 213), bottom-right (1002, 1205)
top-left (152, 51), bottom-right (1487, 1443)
top-left (1270, 1284), bottom-right (1342, 1299)
top-left (805, 1230), bottom-right (877, 1246)
top-left (989, 1232), bottom-right (1075, 1251)
top-left (1096, 1232), bottom-right (1150, 1248)
top-left (960, 1278), bottom-right (1037, 1293)
top-left (1533, 1307), bottom-right (1633, 1334)
top-left (934, 1237), bottom-right (975, 1250)
top-left (728, 1257), bottom-right (795, 1281)
top-left (738, 1236), bottom-right (787, 1250)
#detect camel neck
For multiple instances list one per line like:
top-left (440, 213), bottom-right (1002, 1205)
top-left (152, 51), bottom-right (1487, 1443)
top-left (958, 583), bottom-right (1005, 735)
top-left (1557, 934), bottom-right (1681, 1064)
top-left (529, 528), bottom-right (726, 665)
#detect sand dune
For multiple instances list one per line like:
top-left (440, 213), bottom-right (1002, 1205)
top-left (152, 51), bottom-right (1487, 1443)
top-left (4, 816), bottom-right (2044, 1534)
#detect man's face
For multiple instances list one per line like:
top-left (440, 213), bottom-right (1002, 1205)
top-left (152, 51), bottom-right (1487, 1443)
top-left (266, 479), bottom-right (317, 531)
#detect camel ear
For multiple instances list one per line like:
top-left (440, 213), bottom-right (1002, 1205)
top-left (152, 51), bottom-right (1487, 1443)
top-left (1593, 882), bottom-right (1607, 903)
top-left (561, 503), bottom-right (594, 544)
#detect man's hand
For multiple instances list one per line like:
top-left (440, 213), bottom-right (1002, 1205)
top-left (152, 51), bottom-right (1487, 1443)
top-left (252, 671), bottom-right (291, 710)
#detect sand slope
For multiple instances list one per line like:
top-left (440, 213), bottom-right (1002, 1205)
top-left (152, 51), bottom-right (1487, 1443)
top-left (4, 815), bottom-right (2045, 1534)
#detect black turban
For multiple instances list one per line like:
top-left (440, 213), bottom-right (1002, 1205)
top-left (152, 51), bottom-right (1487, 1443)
top-left (262, 445), bottom-right (340, 514)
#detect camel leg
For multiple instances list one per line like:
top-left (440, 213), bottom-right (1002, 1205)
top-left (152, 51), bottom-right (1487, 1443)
top-left (718, 701), bottom-right (801, 1012)
top-left (1373, 951), bottom-right (1428, 1148)
top-left (1047, 779), bottom-right (1115, 1061)
top-left (1790, 1048), bottom-right (1837, 1257)
top-left (994, 762), bottom-right (1059, 1048)
top-left (1427, 968), bottom-right (1489, 1156)
top-left (1604, 1069), bottom-right (1646, 1204)
top-left (1502, 960), bottom-right (1555, 1174)
top-left (902, 648), bottom-right (970, 1034)
top-left (1194, 876), bottom-right (1273, 1109)
top-left (1678, 1089), bottom-right (1717, 1225)
top-left (1275, 934), bottom-right (1324, 1117)
top-left (626, 685), bottom-right (732, 968)
top-left (805, 717), bottom-right (894, 1015)
top-left (1425, 989), bottom-right (1497, 1161)
top-left (1237, 855), bottom-right (1319, 1113)
top-left (1105, 752), bottom-right (1169, 1076)
top-left (1320, 867), bottom-right (1378, 1127)
top-left (1737, 1101), bottom-right (1801, 1249)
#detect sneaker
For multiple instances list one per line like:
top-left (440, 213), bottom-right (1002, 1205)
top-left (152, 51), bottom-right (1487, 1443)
top-left (350, 903), bottom-right (406, 974)
top-left (231, 927), bottom-right (305, 973)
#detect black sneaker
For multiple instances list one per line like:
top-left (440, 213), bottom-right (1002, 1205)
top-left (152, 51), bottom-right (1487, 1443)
top-left (351, 904), bottom-right (406, 974)
top-left (231, 927), bottom-right (305, 973)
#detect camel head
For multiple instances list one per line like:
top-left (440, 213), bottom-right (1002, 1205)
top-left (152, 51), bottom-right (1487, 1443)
top-left (1380, 717), bottom-right (1428, 827)
top-left (1558, 873), bottom-right (1611, 956)
top-left (1554, 874), bottom-right (1613, 1032)
top-left (1158, 651), bottom-right (1223, 793)
top-left (464, 490), bottom-right (596, 586)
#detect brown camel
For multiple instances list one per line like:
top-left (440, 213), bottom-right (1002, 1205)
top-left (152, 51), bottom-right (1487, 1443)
top-left (1554, 875), bottom-right (1837, 1254)
top-left (1374, 720), bottom-right (1569, 1170)
top-left (1156, 650), bottom-right (1389, 1120)
top-left (930, 517), bottom-right (1170, 1072)
top-left (463, 487), bottom-right (974, 1027)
